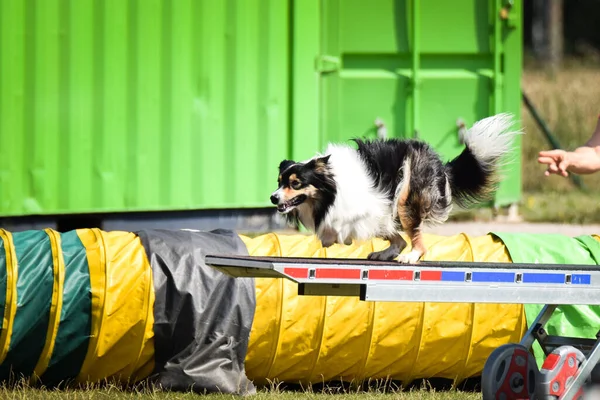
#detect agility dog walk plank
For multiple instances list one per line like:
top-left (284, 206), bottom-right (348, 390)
top-left (205, 255), bottom-right (600, 305)
top-left (206, 253), bottom-right (600, 399)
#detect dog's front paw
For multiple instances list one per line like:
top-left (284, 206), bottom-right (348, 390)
top-left (367, 248), bottom-right (399, 261)
top-left (397, 250), bottom-right (424, 264)
top-left (320, 239), bottom-right (335, 248)
top-left (319, 228), bottom-right (338, 248)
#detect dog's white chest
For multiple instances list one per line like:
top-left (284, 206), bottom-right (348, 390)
top-left (319, 206), bottom-right (397, 246)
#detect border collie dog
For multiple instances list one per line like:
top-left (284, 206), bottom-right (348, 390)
top-left (270, 113), bottom-right (522, 263)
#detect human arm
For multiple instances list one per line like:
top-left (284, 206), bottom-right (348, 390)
top-left (584, 117), bottom-right (600, 147)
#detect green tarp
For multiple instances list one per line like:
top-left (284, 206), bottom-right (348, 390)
top-left (492, 232), bottom-right (600, 366)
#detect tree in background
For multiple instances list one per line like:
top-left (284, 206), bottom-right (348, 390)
top-left (524, 0), bottom-right (600, 67)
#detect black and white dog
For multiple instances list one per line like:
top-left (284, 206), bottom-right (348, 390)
top-left (270, 113), bottom-right (522, 263)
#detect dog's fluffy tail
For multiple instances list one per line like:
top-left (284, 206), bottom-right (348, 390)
top-left (445, 112), bottom-right (523, 208)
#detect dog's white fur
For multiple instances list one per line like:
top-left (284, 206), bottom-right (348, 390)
top-left (463, 112), bottom-right (521, 169)
top-left (292, 113), bottom-right (521, 248)
top-left (295, 144), bottom-right (396, 246)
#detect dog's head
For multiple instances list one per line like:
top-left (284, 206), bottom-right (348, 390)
top-left (270, 155), bottom-right (334, 214)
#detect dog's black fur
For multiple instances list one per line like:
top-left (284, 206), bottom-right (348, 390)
top-left (270, 113), bottom-right (518, 262)
top-left (276, 157), bottom-right (337, 230)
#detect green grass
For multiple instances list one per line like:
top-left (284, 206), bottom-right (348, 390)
top-left (0, 376), bottom-right (482, 400)
top-left (0, 389), bottom-right (479, 400)
top-left (520, 190), bottom-right (600, 224)
top-left (0, 377), bottom-right (483, 399)
top-left (0, 384), bottom-right (480, 400)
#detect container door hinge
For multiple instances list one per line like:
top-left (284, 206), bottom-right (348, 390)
top-left (375, 118), bottom-right (387, 139)
top-left (456, 118), bottom-right (467, 144)
top-left (315, 55), bottom-right (341, 73)
top-left (499, 0), bottom-right (517, 29)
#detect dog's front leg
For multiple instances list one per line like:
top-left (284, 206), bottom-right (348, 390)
top-left (319, 227), bottom-right (338, 248)
top-left (367, 234), bottom-right (408, 261)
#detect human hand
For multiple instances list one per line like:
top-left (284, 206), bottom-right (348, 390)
top-left (537, 149), bottom-right (571, 177)
top-left (538, 146), bottom-right (600, 177)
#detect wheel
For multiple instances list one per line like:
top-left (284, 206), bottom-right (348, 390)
top-left (482, 343), bottom-right (539, 400)
top-left (536, 345), bottom-right (586, 400)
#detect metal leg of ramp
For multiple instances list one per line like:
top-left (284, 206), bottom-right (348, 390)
top-left (205, 255), bottom-right (600, 400)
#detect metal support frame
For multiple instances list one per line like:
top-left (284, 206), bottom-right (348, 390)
top-left (516, 304), bottom-right (600, 398)
top-left (205, 255), bottom-right (600, 399)
top-left (206, 255), bottom-right (600, 306)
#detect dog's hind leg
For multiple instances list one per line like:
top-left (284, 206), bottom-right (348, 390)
top-left (367, 234), bottom-right (408, 261)
top-left (395, 193), bottom-right (428, 263)
top-left (394, 155), bottom-right (428, 264)
top-left (397, 223), bottom-right (426, 263)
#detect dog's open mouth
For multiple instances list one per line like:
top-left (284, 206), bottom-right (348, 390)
top-left (277, 194), bottom-right (307, 213)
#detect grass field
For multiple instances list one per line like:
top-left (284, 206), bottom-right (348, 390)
top-left (0, 391), bottom-right (479, 400)
top-left (521, 63), bottom-right (600, 194)
top-left (0, 384), bottom-right (481, 400)
top-left (448, 189), bottom-right (600, 224)
top-left (518, 63), bottom-right (600, 222)
top-left (0, 376), bottom-right (485, 399)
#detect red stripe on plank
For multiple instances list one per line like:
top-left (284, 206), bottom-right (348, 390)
top-left (315, 268), bottom-right (361, 279)
top-left (369, 269), bottom-right (413, 280)
top-left (421, 270), bottom-right (442, 281)
top-left (284, 267), bottom-right (309, 279)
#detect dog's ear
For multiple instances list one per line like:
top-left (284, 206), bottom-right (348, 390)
top-left (313, 155), bottom-right (331, 173)
top-left (279, 159), bottom-right (295, 173)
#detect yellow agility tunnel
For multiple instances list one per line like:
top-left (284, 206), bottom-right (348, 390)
top-left (0, 227), bottom-right (599, 395)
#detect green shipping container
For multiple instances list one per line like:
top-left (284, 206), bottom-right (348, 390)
top-left (291, 0), bottom-right (523, 208)
top-left (0, 0), bottom-right (522, 221)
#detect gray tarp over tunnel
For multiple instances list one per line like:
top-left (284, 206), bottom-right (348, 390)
top-left (136, 229), bottom-right (256, 395)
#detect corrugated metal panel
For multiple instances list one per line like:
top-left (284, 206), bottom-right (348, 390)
top-left (0, 0), bottom-right (289, 217)
top-left (293, 0), bottom-right (523, 207)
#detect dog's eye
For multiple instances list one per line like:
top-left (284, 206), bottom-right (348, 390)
top-left (291, 180), bottom-right (302, 190)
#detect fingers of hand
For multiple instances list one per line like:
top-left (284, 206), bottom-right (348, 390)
top-left (547, 163), bottom-right (559, 173)
top-left (538, 149), bottom-right (565, 158)
top-left (538, 152), bottom-right (570, 177)
top-left (538, 156), bottom-right (558, 165)
top-left (544, 163), bottom-right (565, 177)
top-left (558, 160), bottom-right (570, 176)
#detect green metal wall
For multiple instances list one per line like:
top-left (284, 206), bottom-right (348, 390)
top-left (0, 0), bottom-right (522, 218)
top-left (291, 0), bottom-right (523, 207)
top-left (0, 0), bottom-right (289, 217)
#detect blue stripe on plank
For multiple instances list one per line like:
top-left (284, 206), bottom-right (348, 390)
top-left (572, 274), bottom-right (591, 285)
top-left (471, 271), bottom-right (515, 283)
top-left (441, 271), bottom-right (465, 282)
top-left (523, 273), bottom-right (565, 284)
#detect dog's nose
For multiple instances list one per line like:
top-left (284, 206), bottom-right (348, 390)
top-left (270, 194), bottom-right (278, 205)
